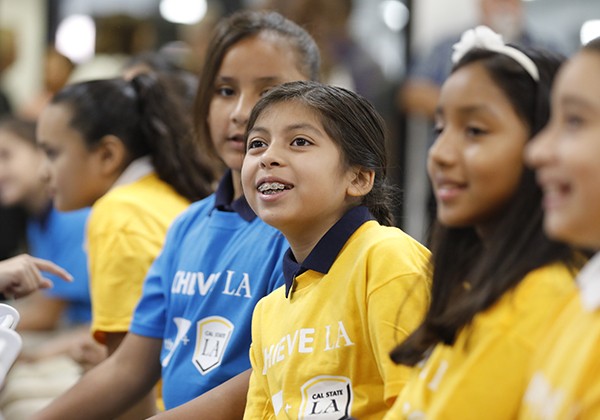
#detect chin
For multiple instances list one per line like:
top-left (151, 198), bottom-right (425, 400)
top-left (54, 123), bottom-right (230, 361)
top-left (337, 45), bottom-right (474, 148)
top-left (54, 199), bottom-right (76, 212)
top-left (436, 213), bottom-right (469, 228)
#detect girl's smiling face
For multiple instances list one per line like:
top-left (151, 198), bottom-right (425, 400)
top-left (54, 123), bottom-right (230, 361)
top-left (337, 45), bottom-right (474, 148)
top-left (526, 51), bottom-right (600, 250)
top-left (428, 62), bottom-right (529, 235)
top-left (242, 100), bottom-right (361, 253)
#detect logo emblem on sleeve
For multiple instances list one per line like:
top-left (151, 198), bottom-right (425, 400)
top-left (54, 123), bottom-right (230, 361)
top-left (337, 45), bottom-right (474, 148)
top-left (193, 316), bottom-right (234, 375)
top-left (299, 375), bottom-right (353, 419)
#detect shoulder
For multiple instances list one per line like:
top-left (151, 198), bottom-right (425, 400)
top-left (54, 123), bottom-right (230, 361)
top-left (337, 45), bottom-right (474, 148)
top-left (514, 263), bottom-right (577, 302)
top-left (487, 263), bottom-right (578, 337)
top-left (340, 222), bottom-right (431, 292)
top-left (254, 285), bottom-right (287, 314)
top-left (351, 222), bottom-right (431, 265)
top-left (90, 175), bottom-right (189, 226)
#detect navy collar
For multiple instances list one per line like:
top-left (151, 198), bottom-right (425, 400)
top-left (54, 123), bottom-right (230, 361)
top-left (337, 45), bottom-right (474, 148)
top-left (283, 206), bottom-right (375, 297)
top-left (214, 170), bottom-right (256, 222)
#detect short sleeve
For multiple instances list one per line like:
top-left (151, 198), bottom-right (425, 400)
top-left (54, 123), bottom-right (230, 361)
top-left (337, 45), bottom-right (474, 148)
top-left (244, 301), bottom-right (276, 419)
top-left (88, 228), bottom-right (161, 342)
top-left (130, 226), bottom-right (179, 339)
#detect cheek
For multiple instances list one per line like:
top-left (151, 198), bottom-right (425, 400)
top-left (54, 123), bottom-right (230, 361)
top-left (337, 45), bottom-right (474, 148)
top-left (240, 156), bottom-right (257, 192)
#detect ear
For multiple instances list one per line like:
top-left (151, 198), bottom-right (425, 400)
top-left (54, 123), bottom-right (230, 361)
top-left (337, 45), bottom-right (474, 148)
top-left (346, 167), bottom-right (375, 198)
top-left (94, 135), bottom-right (127, 177)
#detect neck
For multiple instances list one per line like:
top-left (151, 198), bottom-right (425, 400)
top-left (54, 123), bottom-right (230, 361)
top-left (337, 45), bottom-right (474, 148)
top-left (287, 233), bottom-right (323, 265)
top-left (283, 217), bottom-right (341, 264)
top-left (24, 185), bottom-right (52, 217)
top-left (231, 169), bottom-right (243, 200)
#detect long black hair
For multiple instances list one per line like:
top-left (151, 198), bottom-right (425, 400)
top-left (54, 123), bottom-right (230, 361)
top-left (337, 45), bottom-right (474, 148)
top-left (51, 73), bottom-right (214, 202)
top-left (391, 46), bottom-right (582, 366)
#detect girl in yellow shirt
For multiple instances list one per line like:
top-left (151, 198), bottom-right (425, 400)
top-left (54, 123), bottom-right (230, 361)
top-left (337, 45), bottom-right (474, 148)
top-left (519, 37), bottom-right (600, 420)
top-left (385, 26), bottom-right (584, 420)
top-left (36, 73), bottom-right (214, 417)
top-left (242, 81), bottom-right (430, 420)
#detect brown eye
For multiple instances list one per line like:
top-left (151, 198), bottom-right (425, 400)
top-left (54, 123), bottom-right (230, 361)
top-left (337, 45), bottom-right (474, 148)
top-left (291, 137), bottom-right (311, 146)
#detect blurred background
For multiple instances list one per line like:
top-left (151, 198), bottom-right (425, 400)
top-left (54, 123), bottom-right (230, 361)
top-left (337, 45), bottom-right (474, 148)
top-left (1, 0), bottom-right (599, 242)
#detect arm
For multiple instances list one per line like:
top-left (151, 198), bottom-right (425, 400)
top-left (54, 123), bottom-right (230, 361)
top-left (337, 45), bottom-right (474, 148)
top-left (32, 333), bottom-right (162, 420)
top-left (0, 254), bottom-right (72, 298)
top-left (105, 332), bottom-right (159, 420)
top-left (16, 291), bottom-right (67, 331)
top-left (149, 369), bottom-right (251, 420)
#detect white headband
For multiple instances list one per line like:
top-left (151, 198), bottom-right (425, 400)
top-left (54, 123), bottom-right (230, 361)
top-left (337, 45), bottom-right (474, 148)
top-left (451, 25), bottom-right (540, 81)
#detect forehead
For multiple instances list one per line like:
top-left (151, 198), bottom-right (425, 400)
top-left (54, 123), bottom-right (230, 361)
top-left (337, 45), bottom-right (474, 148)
top-left (219, 33), bottom-right (305, 81)
top-left (439, 62), bottom-right (514, 114)
top-left (553, 51), bottom-right (600, 107)
top-left (254, 100), bottom-right (322, 128)
top-left (37, 103), bottom-right (77, 145)
top-left (0, 129), bottom-right (29, 146)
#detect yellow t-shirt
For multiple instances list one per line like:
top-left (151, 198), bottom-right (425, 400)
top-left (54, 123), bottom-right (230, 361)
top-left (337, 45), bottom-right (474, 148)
top-left (87, 173), bottom-right (189, 343)
top-left (244, 220), bottom-right (431, 420)
top-left (519, 255), bottom-right (600, 420)
top-left (384, 263), bottom-right (577, 420)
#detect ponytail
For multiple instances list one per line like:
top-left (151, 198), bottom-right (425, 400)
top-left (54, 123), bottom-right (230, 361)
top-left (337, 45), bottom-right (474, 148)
top-left (51, 75), bottom-right (215, 202)
top-left (130, 74), bottom-right (214, 201)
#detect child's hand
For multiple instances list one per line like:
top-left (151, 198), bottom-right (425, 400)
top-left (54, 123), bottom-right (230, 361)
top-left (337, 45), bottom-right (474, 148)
top-left (0, 254), bottom-right (73, 299)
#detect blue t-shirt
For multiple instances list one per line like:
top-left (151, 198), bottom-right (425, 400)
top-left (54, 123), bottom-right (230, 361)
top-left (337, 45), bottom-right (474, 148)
top-left (27, 206), bottom-right (91, 324)
top-left (130, 172), bottom-right (287, 409)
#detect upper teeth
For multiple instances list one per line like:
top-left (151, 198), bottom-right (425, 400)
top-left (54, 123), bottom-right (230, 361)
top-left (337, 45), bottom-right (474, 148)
top-left (258, 182), bottom-right (286, 192)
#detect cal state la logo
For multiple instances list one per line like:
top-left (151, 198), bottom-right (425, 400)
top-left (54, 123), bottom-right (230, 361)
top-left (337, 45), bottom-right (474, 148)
top-left (193, 316), bottom-right (234, 375)
top-left (299, 375), bottom-right (353, 419)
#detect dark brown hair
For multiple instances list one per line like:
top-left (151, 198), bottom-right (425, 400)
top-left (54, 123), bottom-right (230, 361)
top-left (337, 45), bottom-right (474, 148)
top-left (192, 10), bottom-right (320, 164)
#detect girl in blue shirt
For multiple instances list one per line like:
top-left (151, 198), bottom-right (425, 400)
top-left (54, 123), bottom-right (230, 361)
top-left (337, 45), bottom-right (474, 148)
top-left (34, 10), bottom-right (320, 420)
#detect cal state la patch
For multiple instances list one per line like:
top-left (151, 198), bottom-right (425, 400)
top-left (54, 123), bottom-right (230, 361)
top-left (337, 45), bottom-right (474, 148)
top-left (193, 316), bottom-right (234, 375)
top-left (299, 375), bottom-right (353, 419)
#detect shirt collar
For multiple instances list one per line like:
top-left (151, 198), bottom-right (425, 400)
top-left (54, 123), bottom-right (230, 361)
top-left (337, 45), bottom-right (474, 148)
top-left (214, 170), bottom-right (256, 222)
top-left (111, 155), bottom-right (154, 190)
top-left (283, 206), bottom-right (374, 297)
top-left (577, 252), bottom-right (600, 311)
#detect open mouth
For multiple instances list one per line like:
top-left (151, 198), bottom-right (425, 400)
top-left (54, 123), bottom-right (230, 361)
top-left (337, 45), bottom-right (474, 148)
top-left (257, 182), bottom-right (293, 195)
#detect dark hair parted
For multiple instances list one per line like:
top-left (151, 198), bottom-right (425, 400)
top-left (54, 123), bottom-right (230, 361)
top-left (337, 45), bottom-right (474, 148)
top-left (391, 46), bottom-right (583, 366)
top-left (193, 10), bottom-right (321, 163)
top-left (0, 116), bottom-right (36, 146)
top-left (246, 80), bottom-right (396, 226)
top-left (50, 73), bottom-right (214, 202)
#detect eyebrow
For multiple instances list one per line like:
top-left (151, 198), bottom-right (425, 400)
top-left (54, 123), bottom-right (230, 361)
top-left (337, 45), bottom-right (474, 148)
top-left (435, 103), bottom-right (502, 119)
top-left (249, 122), bottom-right (323, 137)
top-left (216, 76), bottom-right (282, 84)
top-left (561, 94), bottom-right (600, 112)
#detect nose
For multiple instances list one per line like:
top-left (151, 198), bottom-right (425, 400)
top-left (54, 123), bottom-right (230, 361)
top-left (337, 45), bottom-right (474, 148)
top-left (525, 124), bottom-right (555, 169)
top-left (231, 94), bottom-right (254, 127)
top-left (259, 144), bottom-right (282, 168)
top-left (428, 128), bottom-right (458, 168)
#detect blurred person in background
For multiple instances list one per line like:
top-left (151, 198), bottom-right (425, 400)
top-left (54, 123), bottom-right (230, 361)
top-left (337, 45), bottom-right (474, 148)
top-left (0, 116), bottom-right (102, 420)
top-left (0, 27), bottom-right (27, 260)
top-left (398, 0), bottom-right (557, 119)
top-left (19, 47), bottom-right (75, 121)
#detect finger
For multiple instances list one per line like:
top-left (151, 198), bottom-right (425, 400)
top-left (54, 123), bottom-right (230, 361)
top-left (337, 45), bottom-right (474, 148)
top-left (29, 257), bottom-right (73, 282)
top-left (39, 278), bottom-right (54, 289)
top-left (12, 262), bottom-right (41, 298)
